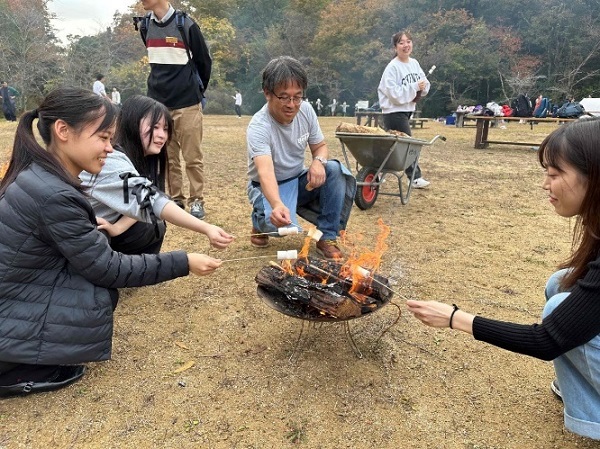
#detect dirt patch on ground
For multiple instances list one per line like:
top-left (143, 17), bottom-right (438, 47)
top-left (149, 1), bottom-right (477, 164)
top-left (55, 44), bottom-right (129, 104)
top-left (0, 117), bottom-right (596, 448)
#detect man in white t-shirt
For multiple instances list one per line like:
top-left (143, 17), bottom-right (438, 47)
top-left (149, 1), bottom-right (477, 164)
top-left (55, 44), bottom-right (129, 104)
top-left (92, 74), bottom-right (110, 100)
top-left (246, 56), bottom-right (356, 260)
top-left (232, 89), bottom-right (242, 117)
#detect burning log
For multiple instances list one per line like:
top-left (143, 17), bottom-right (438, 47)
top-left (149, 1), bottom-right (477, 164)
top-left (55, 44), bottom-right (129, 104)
top-left (255, 256), bottom-right (393, 321)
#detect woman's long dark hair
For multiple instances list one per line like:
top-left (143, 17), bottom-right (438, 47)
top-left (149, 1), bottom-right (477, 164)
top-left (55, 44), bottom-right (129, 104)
top-left (0, 87), bottom-right (116, 196)
top-left (538, 117), bottom-right (600, 288)
top-left (113, 95), bottom-right (173, 191)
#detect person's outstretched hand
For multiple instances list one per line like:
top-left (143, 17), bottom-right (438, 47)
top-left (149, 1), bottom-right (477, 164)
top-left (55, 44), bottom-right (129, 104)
top-left (407, 300), bottom-right (455, 327)
top-left (407, 300), bottom-right (474, 334)
top-left (204, 224), bottom-right (234, 249)
top-left (187, 253), bottom-right (222, 276)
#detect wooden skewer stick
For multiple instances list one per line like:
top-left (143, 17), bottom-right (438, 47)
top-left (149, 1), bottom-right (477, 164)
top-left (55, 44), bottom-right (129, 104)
top-left (222, 255), bottom-right (273, 263)
top-left (246, 226), bottom-right (303, 237)
top-left (222, 250), bottom-right (298, 263)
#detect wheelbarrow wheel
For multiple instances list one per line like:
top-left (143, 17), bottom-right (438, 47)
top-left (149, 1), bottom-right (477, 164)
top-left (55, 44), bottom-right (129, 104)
top-left (354, 167), bottom-right (380, 210)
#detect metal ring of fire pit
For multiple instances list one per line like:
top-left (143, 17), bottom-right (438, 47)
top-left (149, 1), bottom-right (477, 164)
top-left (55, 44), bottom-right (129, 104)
top-left (256, 286), bottom-right (392, 322)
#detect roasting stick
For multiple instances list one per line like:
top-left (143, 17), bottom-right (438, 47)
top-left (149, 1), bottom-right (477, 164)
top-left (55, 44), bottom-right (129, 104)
top-left (222, 250), bottom-right (298, 263)
top-left (245, 227), bottom-right (325, 241)
top-left (249, 226), bottom-right (302, 237)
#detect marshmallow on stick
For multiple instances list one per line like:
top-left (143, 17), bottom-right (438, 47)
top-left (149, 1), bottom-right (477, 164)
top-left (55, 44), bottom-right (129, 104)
top-left (278, 226), bottom-right (299, 236)
top-left (306, 228), bottom-right (323, 241)
top-left (277, 250), bottom-right (298, 260)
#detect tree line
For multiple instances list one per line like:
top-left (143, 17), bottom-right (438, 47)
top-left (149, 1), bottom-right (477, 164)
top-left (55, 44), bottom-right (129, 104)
top-left (1, 0), bottom-right (600, 117)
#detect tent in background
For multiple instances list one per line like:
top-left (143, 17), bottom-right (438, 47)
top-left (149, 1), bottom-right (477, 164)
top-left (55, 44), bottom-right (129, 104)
top-left (579, 98), bottom-right (600, 116)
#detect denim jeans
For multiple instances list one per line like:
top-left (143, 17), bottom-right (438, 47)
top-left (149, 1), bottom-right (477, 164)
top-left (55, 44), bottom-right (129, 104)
top-left (544, 269), bottom-right (600, 439)
top-left (248, 160), bottom-right (353, 240)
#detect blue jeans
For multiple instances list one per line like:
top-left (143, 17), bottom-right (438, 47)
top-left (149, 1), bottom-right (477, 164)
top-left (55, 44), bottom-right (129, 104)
top-left (248, 160), bottom-right (354, 240)
top-left (544, 269), bottom-right (600, 439)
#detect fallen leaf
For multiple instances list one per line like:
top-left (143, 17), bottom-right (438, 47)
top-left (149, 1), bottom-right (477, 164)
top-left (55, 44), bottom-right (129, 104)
top-left (173, 361), bottom-right (195, 373)
top-left (175, 341), bottom-right (190, 350)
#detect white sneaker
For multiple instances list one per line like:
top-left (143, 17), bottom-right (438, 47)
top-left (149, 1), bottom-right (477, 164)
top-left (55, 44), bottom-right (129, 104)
top-left (411, 177), bottom-right (430, 189)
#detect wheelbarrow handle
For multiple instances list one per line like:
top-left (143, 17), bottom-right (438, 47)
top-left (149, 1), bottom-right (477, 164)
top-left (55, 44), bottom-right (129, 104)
top-left (426, 135), bottom-right (446, 145)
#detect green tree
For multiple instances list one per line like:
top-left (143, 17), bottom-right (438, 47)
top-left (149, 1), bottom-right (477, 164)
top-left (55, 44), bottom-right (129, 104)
top-left (0, 0), bottom-right (62, 108)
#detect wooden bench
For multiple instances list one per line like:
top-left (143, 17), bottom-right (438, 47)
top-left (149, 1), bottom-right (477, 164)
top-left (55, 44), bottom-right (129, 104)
top-left (454, 111), bottom-right (477, 127)
top-left (409, 118), bottom-right (430, 128)
top-left (355, 111), bottom-right (382, 127)
top-left (469, 116), bottom-right (577, 149)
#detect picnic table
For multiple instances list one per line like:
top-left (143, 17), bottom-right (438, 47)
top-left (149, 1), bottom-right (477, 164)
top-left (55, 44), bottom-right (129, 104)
top-left (354, 112), bottom-right (429, 129)
top-left (469, 116), bottom-right (577, 149)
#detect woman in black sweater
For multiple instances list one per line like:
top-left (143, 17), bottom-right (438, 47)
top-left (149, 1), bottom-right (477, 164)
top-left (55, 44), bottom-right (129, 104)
top-left (408, 117), bottom-right (600, 440)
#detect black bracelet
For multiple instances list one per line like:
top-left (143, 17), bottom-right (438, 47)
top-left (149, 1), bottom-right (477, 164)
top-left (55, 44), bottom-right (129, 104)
top-left (449, 304), bottom-right (459, 329)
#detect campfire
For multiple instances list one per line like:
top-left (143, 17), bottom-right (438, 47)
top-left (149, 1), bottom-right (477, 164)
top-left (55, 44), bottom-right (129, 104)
top-left (255, 219), bottom-right (394, 321)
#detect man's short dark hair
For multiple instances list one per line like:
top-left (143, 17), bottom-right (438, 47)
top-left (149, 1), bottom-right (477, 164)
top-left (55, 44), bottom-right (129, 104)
top-left (261, 56), bottom-right (308, 93)
top-left (96, 73), bottom-right (104, 81)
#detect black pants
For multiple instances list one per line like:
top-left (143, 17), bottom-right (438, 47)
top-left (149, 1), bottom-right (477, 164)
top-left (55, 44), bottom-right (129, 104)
top-left (109, 220), bottom-right (166, 255)
top-left (382, 112), bottom-right (422, 180)
top-left (234, 105), bottom-right (241, 117)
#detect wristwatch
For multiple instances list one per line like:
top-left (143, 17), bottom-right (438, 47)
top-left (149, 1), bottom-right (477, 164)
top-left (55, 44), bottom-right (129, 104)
top-left (314, 156), bottom-right (328, 165)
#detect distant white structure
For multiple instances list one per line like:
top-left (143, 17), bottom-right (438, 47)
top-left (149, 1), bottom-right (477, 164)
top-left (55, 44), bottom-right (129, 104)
top-left (579, 98), bottom-right (600, 116)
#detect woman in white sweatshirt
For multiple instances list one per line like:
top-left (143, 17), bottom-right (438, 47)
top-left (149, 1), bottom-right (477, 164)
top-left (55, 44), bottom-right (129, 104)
top-left (377, 30), bottom-right (431, 188)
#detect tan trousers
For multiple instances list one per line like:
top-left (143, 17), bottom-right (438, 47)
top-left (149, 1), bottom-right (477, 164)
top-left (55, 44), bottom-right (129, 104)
top-left (167, 103), bottom-right (204, 205)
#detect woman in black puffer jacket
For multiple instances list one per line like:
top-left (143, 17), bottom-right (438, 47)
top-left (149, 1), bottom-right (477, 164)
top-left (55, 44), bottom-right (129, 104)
top-left (0, 88), bottom-right (223, 397)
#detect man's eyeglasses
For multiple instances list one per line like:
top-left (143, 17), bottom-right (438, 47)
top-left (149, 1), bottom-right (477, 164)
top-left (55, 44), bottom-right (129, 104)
top-left (272, 93), bottom-right (306, 105)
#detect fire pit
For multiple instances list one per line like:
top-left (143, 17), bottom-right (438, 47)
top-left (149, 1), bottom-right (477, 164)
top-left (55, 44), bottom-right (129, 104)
top-left (255, 256), bottom-right (394, 322)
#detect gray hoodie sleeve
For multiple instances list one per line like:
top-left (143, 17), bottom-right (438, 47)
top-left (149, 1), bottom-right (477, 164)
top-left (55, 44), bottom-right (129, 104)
top-left (80, 152), bottom-right (171, 223)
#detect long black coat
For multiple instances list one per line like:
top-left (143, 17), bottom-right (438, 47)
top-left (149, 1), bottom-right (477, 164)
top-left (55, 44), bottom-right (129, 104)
top-left (0, 163), bottom-right (189, 365)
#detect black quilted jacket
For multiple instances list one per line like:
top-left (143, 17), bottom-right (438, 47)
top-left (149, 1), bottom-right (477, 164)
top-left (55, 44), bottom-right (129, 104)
top-left (0, 163), bottom-right (189, 365)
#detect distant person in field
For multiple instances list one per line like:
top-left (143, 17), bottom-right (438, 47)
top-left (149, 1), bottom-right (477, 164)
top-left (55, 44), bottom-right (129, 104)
top-left (232, 89), bottom-right (242, 118)
top-left (0, 81), bottom-right (19, 121)
top-left (92, 73), bottom-right (110, 100)
top-left (111, 87), bottom-right (121, 106)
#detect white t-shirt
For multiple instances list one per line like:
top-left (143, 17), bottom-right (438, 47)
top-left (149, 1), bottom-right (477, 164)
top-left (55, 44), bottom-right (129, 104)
top-left (235, 93), bottom-right (242, 106)
top-left (93, 80), bottom-right (106, 97)
top-left (377, 57), bottom-right (430, 113)
top-left (247, 101), bottom-right (324, 182)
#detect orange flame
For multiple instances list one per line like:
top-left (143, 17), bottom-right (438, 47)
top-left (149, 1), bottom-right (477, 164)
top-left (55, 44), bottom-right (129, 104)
top-left (281, 259), bottom-right (294, 275)
top-left (272, 221), bottom-right (390, 298)
top-left (340, 218), bottom-right (390, 295)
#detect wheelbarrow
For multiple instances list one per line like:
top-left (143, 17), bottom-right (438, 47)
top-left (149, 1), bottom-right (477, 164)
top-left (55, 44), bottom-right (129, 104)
top-left (336, 132), bottom-right (446, 209)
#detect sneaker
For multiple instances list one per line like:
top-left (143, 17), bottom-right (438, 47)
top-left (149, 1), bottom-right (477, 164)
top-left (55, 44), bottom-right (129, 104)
top-left (316, 239), bottom-right (343, 260)
top-left (0, 365), bottom-right (85, 398)
top-left (411, 177), bottom-right (430, 189)
top-left (173, 199), bottom-right (185, 210)
top-left (551, 379), bottom-right (562, 401)
top-left (250, 227), bottom-right (269, 248)
top-left (190, 201), bottom-right (205, 220)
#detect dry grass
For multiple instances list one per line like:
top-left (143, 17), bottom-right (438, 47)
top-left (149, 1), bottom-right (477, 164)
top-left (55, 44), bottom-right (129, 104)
top-left (0, 116), bottom-right (595, 448)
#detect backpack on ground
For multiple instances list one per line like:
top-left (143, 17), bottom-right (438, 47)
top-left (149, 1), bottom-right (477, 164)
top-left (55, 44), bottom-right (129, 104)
top-left (556, 102), bottom-right (585, 118)
top-left (533, 97), bottom-right (550, 118)
top-left (511, 94), bottom-right (533, 117)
